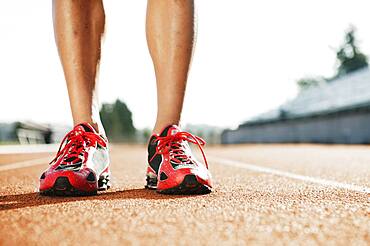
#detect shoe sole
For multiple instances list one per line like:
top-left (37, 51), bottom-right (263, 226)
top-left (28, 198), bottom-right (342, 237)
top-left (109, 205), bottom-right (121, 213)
top-left (40, 174), bottom-right (111, 196)
top-left (146, 174), bottom-right (212, 195)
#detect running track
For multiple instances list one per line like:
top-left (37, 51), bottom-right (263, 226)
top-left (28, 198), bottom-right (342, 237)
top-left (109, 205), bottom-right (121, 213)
top-left (1, 144), bottom-right (369, 245)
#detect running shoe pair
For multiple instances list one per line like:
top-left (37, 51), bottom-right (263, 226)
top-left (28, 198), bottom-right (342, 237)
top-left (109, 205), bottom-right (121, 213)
top-left (39, 123), bottom-right (212, 195)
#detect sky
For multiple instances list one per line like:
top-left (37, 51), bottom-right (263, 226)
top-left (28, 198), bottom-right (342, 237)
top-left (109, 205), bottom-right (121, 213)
top-left (0, 1), bottom-right (369, 130)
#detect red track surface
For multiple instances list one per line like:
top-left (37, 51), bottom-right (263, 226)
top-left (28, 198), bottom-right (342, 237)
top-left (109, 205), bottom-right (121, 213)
top-left (1, 144), bottom-right (369, 245)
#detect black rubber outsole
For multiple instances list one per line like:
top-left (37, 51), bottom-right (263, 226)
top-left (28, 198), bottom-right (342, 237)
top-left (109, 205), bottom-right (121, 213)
top-left (40, 175), bottom-right (110, 197)
top-left (146, 174), bottom-right (212, 195)
top-left (145, 175), bottom-right (158, 190)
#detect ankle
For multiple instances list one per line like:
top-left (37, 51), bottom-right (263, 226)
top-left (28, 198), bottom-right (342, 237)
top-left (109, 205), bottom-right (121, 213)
top-left (153, 121), bottom-right (180, 135)
top-left (73, 120), bottom-right (104, 135)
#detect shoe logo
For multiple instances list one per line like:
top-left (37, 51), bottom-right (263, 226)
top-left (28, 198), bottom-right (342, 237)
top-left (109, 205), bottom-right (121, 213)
top-left (56, 161), bottom-right (83, 171)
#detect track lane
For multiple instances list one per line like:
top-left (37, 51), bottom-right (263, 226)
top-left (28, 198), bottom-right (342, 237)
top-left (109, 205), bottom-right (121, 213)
top-left (0, 144), bottom-right (369, 245)
top-left (209, 156), bottom-right (370, 194)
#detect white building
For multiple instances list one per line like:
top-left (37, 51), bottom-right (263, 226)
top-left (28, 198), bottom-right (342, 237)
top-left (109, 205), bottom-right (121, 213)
top-left (222, 68), bottom-right (370, 144)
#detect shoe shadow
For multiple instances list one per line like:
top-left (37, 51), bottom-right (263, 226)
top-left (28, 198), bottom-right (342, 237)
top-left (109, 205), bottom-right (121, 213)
top-left (0, 188), bottom-right (200, 211)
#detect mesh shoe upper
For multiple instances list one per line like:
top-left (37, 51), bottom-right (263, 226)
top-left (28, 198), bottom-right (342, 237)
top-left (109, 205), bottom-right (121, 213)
top-left (39, 123), bottom-right (110, 193)
top-left (148, 125), bottom-right (208, 179)
top-left (149, 125), bottom-right (208, 170)
top-left (147, 125), bottom-right (212, 191)
top-left (49, 123), bottom-right (109, 174)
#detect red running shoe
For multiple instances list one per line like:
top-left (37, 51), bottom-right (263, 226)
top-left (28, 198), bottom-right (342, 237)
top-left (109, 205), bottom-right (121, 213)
top-left (146, 125), bottom-right (212, 194)
top-left (39, 123), bottom-right (110, 196)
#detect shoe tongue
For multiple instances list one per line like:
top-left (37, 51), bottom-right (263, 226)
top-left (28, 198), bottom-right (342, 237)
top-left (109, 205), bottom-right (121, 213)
top-left (160, 125), bottom-right (181, 137)
top-left (75, 123), bottom-right (96, 133)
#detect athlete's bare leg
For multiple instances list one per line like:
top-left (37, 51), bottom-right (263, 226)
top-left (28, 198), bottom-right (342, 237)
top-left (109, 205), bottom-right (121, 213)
top-left (53, 0), bottom-right (105, 133)
top-left (146, 0), bottom-right (195, 133)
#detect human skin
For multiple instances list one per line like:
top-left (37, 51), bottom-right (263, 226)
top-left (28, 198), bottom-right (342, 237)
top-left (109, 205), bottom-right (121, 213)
top-left (53, 0), bottom-right (105, 133)
top-left (146, 0), bottom-right (195, 134)
top-left (53, 0), bottom-right (195, 134)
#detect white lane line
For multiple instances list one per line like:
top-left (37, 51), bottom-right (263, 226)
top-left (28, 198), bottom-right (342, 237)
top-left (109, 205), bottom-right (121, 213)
top-left (209, 156), bottom-right (370, 194)
top-left (0, 157), bottom-right (50, 172)
top-left (0, 144), bottom-right (59, 154)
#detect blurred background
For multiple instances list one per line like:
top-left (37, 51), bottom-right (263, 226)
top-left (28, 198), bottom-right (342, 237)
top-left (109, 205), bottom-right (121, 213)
top-left (0, 0), bottom-right (370, 145)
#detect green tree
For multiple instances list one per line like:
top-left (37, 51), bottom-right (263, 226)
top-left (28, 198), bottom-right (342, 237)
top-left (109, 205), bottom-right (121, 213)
top-left (100, 99), bottom-right (136, 141)
top-left (100, 104), bottom-right (113, 137)
top-left (336, 27), bottom-right (368, 77)
top-left (296, 26), bottom-right (368, 91)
